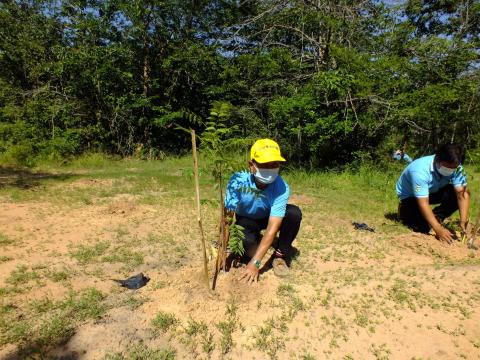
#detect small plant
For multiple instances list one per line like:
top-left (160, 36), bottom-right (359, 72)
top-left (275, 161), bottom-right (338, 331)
top-left (216, 300), bottom-right (238, 354)
top-left (7, 265), bottom-right (39, 285)
top-left (46, 269), bottom-right (70, 282)
top-left (0, 256), bottom-right (12, 263)
top-left (0, 233), bottom-right (14, 246)
top-left (277, 284), bottom-right (296, 297)
top-left (104, 343), bottom-right (176, 360)
top-left (253, 319), bottom-right (286, 360)
top-left (152, 311), bottom-right (179, 334)
top-left (371, 343), bottom-right (391, 360)
top-left (180, 319), bottom-right (214, 355)
top-left (228, 221), bottom-right (245, 256)
top-left (102, 247), bottom-right (144, 270)
top-left (0, 288), bottom-right (105, 356)
top-left (185, 319), bottom-right (208, 336)
top-left (70, 241), bottom-right (110, 264)
top-left (388, 278), bottom-right (418, 310)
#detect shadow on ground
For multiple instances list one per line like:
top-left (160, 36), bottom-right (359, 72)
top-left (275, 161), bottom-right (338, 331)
top-left (384, 211), bottom-right (399, 222)
top-left (1, 337), bottom-right (79, 360)
top-left (0, 166), bottom-right (74, 189)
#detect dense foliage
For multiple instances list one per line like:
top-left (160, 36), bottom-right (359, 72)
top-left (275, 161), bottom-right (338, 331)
top-left (1, 0), bottom-right (479, 167)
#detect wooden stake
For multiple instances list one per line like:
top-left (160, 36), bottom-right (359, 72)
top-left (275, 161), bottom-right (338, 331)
top-left (212, 175), bottom-right (230, 290)
top-left (191, 129), bottom-right (209, 289)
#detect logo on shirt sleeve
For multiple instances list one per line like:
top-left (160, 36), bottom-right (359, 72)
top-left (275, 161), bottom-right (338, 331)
top-left (415, 184), bottom-right (421, 193)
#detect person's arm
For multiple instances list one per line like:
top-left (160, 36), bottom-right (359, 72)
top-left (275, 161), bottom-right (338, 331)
top-left (416, 197), bottom-right (454, 243)
top-left (455, 186), bottom-right (470, 232)
top-left (403, 153), bottom-right (413, 163)
top-left (240, 216), bottom-right (283, 284)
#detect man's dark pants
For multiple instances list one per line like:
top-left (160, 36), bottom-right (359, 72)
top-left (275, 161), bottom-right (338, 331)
top-left (235, 204), bottom-right (302, 260)
top-left (398, 184), bottom-right (458, 233)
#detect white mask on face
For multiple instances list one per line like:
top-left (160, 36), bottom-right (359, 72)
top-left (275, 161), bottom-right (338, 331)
top-left (253, 164), bottom-right (279, 184)
top-left (437, 165), bottom-right (456, 177)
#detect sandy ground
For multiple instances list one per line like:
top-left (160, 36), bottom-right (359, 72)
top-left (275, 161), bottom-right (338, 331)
top-left (0, 179), bottom-right (479, 360)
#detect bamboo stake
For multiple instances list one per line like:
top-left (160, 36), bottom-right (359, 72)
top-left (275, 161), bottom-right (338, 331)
top-left (212, 178), bottom-right (230, 290)
top-left (212, 186), bottom-right (225, 290)
top-left (191, 129), bottom-right (209, 289)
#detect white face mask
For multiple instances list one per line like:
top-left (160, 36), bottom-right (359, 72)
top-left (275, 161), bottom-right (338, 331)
top-left (253, 164), bottom-right (279, 184)
top-left (437, 165), bottom-right (456, 177)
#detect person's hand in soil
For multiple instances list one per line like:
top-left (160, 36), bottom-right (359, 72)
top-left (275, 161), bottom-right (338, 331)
top-left (435, 226), bottom-right (454, 244)
top-left (240, 262), bottom-right (259, 284)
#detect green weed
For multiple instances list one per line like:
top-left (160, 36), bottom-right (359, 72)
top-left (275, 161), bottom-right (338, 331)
top-left (70, 241), bottom-right (110, 264)
top-left (7, 265), bottom-right (39, 285)
top-left (216, 301), bottom-right (238, 354)
top-left (371, 343), bottom-right (391, 360)
top-left (180, 319), bottom-right (214, 355)
top-left (0, 288), bottom-right (105, 356)
top-left (253, 319), bottom-right (286, 360)
top-left (151, 311), bottom-right (179, 334)
top-left (102, 248), bottom-right (144, 270)
top-left (0, 233), bottom-right (14, 246)
top-left (45, 269), bottom-right (71, 282)
top-left (104, 343), bottom-right (176, 360)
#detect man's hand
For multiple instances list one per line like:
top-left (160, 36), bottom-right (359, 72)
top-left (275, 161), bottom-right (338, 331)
top-left (459, 220), bottom-right (469, 233)
top-left (435, 226), bottom-right (454, 244)
top-left (240, 262), bottom-right (259, 284)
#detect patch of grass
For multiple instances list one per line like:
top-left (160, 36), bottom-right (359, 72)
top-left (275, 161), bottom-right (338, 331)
top-left (216, 301), bottom-right (238, 354)
top-left (60, 288), bottom-right (105, 320)
top-left (388, 278), bottom-right (420, 311)
top-left (102, 247), bottom-right (144, 270)
top-left (6, 265), bottom-right (40, 285)
top-left (0, 233), bottom-right (14, 246)
top-left (70, 241), bottom-right (110, 264)
top-left (180, 319), bottom-right (215, 355)
top-left (45, 269), bottom-right (71, 282)
top-left (116, 293), bottom-right (147, 310)
top-left (276, 284), bottom-right (305, 322)
top-left (371, 343), bottom-right (391, 360)
top-left (152, 311), bottom-right (179, 334)
top-left (276, 283), bottom-right (296, 297)
top-left (0, 288), bottom-right (105, 356)
top-left (0, 256), bottom-right (12, 263)
top-left (104, 343), bottom-right (176, 360)
top-left (253, 318), bottom-right (286, 360)
top-left (185, 318), bottom-right (208, 337)
top-left (29, 298), bottom-right (55, 314)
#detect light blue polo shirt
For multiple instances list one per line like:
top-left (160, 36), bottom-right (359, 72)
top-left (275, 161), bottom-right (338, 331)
top-left (396, 155), bottom-right (467, 200)
top-left (224, 170), bottom-right (289, 219)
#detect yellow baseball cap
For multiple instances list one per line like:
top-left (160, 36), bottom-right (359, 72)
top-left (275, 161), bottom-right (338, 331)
top-left (250, 139), bottom-right (286, 163)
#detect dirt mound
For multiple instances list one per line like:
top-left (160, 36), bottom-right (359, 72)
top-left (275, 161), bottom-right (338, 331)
top-left (395, 231), bottom-right (478, 261)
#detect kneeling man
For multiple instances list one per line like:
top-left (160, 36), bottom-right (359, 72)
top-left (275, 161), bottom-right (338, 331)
top-left (224, 139), bottom-right (302, 283)
top-left (396, 143), bottom-right (470, 243)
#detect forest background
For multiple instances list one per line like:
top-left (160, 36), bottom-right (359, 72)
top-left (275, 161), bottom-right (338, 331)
top-left (1, 0), bottom-right (479, 168)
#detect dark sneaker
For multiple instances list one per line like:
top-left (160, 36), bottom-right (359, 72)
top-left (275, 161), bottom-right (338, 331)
top-left (272, 257), bottom-right (289, 277)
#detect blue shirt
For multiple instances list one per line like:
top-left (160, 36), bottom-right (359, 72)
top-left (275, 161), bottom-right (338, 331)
top-left (224, 170), bottom-right (289, 219)
top-left (396, 155), bottom-right (467, 200)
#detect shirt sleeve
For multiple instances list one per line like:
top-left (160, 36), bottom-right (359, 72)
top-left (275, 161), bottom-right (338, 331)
top-left (224, 173), bottom-right (242, 211)
top-left (409, 171), bottom-right (429, 198)
top-left (451, 166), bottom-right (467, 187)
top-left (403, 153), bottom-right (413, 163)
top-left (270, 179), bottom-right (289, 217)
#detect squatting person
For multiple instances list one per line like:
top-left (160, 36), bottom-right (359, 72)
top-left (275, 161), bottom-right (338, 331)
top-left (224, 139), bottom-right (302, 283)
top-left (396, 143), bottom-right (470, 243)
